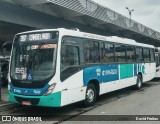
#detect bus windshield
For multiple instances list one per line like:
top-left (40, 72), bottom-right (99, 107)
top-left (10, 32), bottom-right (58, 81)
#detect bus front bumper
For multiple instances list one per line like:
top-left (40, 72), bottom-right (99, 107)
top-left (8, 91), bottom-right (61, 107)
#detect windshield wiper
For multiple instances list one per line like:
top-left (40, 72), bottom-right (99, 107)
top-left (19, 43), bottom-right (25, 67)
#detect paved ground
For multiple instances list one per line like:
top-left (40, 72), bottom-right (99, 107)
top-left (0, 80), bottom-right (160, 124)
top-left (1, 87), bottom-right (8, 102)
top-left (62, 80), bottom-right (160, 124)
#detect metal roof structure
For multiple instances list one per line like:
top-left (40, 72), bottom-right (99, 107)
top-left (1, 0), bottom-right (160, 46)
top-left (45, 0), bottom-right (160, 46)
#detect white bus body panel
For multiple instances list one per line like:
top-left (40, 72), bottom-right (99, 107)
top-left (60, 71), bottom-right (86, 106)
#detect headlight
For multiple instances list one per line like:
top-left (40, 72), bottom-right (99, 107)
top-left (44, 83), bottom-right (56, 95)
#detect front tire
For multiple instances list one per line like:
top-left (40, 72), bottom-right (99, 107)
top-left (84, 84), bottom-right (96, 107)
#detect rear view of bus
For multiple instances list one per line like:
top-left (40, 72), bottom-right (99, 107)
top-left (8, 31), bottom-right (61, 107)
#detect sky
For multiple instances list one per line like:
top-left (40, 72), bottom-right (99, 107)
top-left (92, 0), bottom-right (160, 32)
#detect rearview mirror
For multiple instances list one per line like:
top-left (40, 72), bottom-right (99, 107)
top-left (2, 41), bottom-right (12, 58)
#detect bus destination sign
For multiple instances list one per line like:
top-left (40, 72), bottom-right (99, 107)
top-left (19, 33), bottom-right (51, 42)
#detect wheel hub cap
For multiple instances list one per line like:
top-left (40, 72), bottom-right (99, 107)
top-left (86, 89), bottom-right (94, 102)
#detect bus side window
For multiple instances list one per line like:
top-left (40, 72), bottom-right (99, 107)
top-left (150, 49), bottom-right (155, 62)
top-left (115, 44), bottom-right (126, 63)
top-left (136, 47), bottom-right (143, 62)
top-left (143, 48), bottom-right (150, 62)
top-left (126, 46), bottom-right (135, 62)
top-left (84, 41), bottom-right (100, 64)
top-left (101, 42), bottom-right (115, 63)
top-left (61, 45), bottom-right (80, 71)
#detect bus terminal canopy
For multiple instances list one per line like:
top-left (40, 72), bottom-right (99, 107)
top-left (46, 0), bottom-right (160, 46)
top-left (4, 0), bottom-right (160, 46)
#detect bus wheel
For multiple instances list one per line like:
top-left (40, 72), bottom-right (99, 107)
top-left (135, 75), bottom-right (142, 90)
top-left (84, 84), bottom-right (96, 107)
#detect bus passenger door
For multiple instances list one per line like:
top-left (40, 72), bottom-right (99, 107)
top-left (60, 37), bottom-right (85, 106)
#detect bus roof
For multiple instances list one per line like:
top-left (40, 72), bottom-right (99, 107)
top-left (16, 28), bottom-right (154, 48)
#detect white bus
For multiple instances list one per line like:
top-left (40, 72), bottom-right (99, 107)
top-left (155, 48), bottom-right (160, 78)
top-left (8, 28), bottom-right (156, 107)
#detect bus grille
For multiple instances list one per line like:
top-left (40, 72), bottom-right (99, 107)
top-left (14, 96), bottom-right (40, 105)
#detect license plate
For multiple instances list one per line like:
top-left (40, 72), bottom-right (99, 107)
top-left (22, 101), bottom-right (31, 106)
